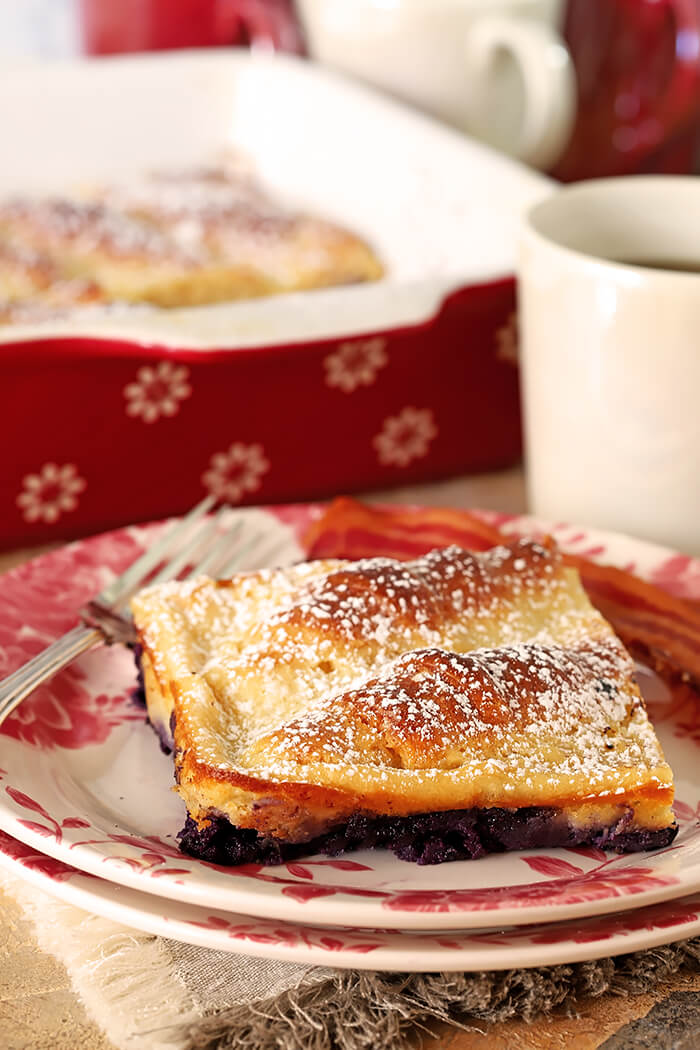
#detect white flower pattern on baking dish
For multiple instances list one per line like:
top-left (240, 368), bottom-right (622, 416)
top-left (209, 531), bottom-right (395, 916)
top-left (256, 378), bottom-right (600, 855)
top-left (324, 338), bottom-right (388, 393)
top-left (495, 311), bottom-right (519, 365)
top-left (373, 407), bottom-right (437, 467)
top-left (123, 362), bottom-right (192, 423)
top-left (16, 463), bottom-right (86, 524)
top-left (202, 443), bottom-right (270, 503)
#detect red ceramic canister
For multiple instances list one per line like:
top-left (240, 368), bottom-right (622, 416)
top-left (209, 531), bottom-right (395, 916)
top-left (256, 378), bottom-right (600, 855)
top-left (552, 0), bottom-right (700, 180)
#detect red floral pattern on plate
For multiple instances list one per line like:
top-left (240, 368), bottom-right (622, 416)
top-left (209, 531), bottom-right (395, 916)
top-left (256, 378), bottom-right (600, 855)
top-left (0, 508), bottom-right (306, 751)
top-left (381, 864), bottom-right (680, 914)
top-left (69, 830), bottom-right (197, 878)
top-left (1, 505), bottom-right (699, 930)
top-left (649, 554), bottom-right (700, 601)
top-left (185, 913), bottom-right (382, 954)
top-left (0, 527), bottom-right (147, 749)
top-left (1, 821), bottom-right (700, 966)
top-left (2, 778), bottom-right (688, 915)
top-left (463, 895), bottom-right (700, 948)
top-left (0, 829), bottom-right (90, 883)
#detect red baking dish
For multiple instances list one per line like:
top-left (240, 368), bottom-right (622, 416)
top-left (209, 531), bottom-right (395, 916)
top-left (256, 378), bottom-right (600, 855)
top-left (0, 51), bottom-right (550, 548)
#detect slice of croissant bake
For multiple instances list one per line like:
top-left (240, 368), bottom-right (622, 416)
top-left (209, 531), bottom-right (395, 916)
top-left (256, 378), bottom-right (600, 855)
top-left (130, 538), bottom-right (677, 865)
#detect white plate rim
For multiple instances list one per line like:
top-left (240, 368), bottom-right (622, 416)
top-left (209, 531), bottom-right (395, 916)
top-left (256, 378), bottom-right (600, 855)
top-left (0, 504), bottom-right (698, 931)
top-left (3, 828), bottom-right (700, 972)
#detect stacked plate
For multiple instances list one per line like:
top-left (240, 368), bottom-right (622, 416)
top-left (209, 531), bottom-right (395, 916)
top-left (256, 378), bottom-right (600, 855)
top-left (1, 505), bottom-right (699, 972)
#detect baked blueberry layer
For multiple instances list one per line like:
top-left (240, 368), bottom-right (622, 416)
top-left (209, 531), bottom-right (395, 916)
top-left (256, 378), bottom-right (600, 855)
top-left (134, 651), bottom-right (677, 866)
top-left (131, 644), bottom-right (174, 756)
top-left (177, 807), bottom-right (678, 867)
top-left (131, 643), bottom-right (146, 707)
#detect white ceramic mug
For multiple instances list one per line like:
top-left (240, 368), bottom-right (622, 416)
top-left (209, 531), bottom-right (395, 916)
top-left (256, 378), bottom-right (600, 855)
top-left (296, 0), bottom-right (575, 169)
top-left (519, 176), bottom-right (700, 554)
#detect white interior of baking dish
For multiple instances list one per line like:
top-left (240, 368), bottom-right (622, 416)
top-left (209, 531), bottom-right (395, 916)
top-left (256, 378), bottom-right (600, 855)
top-left (0, 50), bottom-right (551, 348)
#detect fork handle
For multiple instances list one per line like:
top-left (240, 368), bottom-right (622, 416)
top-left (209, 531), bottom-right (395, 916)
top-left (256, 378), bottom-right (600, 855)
top-left (0, 625), bottom-right (104, 727)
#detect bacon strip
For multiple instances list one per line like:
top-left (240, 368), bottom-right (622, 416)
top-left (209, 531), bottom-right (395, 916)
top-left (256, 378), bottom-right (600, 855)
top-left (303, 497), bottom-right (503, 560)
top-left (303, 498), bottom-right (700, 685)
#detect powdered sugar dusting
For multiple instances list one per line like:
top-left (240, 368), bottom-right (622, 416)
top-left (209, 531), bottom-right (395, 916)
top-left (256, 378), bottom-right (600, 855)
top-left (101, 164), bottom-right (288, 228)
top-left (0, 160), bottom-right (382, 324)
top-left (0, 198), bottom-right (190, 262)
top-left (257, 639), bottom-right (659, 789)
top-left (131, 538), bottom-right (672, 843)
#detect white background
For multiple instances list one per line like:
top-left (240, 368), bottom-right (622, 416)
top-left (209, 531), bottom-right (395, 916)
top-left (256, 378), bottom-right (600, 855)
top-left (0, 0), bottom-right (79, 60)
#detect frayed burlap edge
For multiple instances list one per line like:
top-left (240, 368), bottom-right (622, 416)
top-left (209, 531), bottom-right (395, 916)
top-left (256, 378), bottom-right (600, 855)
top-left (0, 867), bottom-right (201, 1050)
top-left (191, 939), bottom-right (700, 1050)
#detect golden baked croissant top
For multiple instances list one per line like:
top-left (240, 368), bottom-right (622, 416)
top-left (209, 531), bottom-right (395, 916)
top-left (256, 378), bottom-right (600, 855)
top-left (131, 537), bottom-right (676, 866)
top-left (0, 163), bottom-right (383, 318)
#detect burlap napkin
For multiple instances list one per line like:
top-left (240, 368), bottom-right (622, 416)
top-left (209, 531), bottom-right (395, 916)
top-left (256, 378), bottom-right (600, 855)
top-left (4, 864), bottom-right (700, 1050)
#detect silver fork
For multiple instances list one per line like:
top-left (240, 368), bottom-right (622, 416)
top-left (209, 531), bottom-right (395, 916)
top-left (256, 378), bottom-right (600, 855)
top-left (0, 497), bottom-right (282, 727)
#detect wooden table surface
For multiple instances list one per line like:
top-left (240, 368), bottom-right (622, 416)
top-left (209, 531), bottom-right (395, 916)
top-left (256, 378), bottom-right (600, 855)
top-left (1, 469), bottom-right (699, 1050)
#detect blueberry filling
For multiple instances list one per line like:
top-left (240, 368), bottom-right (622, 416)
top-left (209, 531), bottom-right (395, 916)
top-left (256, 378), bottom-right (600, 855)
top-left (134, 651), bottom-right (678, 866)
top-left (130, 643), bottom-right (146, 708)
top-left (132, 644), bottom-right (173, 756)
top-left (177, 806), bottom-right (678, 867)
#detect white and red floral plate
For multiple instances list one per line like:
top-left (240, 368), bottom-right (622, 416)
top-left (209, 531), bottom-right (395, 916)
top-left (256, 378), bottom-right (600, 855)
top-left (0, 505), bottom-right (699, 932)
top-left (3, 828), bottom-right (700, 972)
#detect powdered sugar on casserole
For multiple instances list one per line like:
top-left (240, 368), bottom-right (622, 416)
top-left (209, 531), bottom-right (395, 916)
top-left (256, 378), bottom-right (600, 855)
top-left (130, 539), bottom-right (676, 865)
